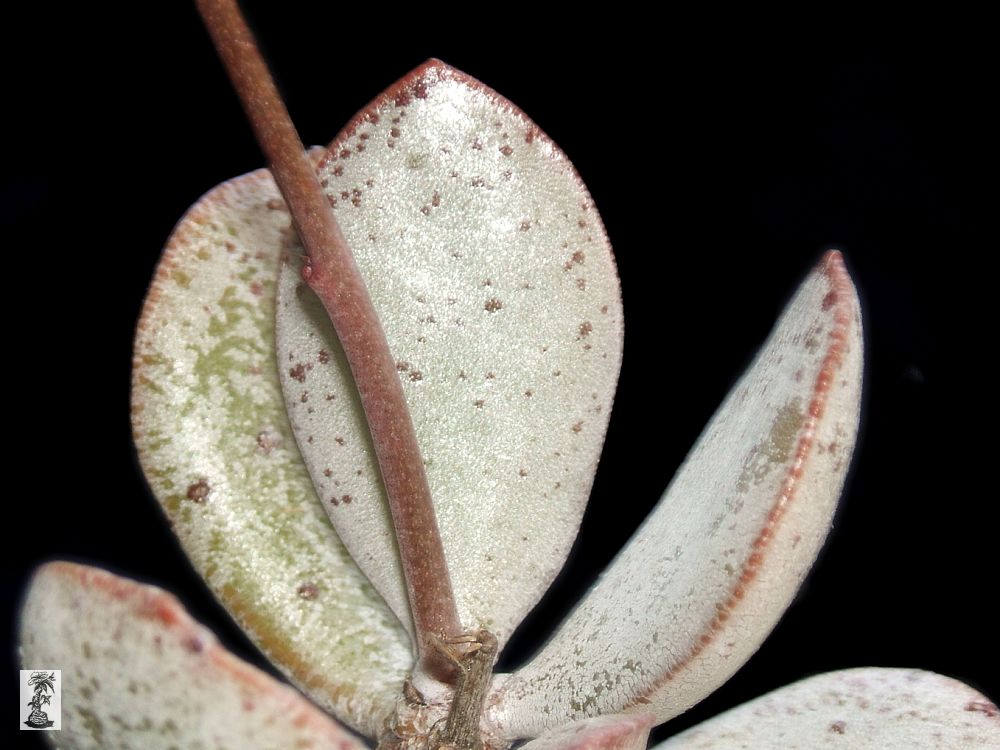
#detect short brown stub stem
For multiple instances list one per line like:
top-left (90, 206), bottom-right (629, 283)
top-left (433, 631), bottom-right (499, 750)
top-left (195, 0), bottom-right (461, 681)
top-left (379, 630), bottom-right (500, 750)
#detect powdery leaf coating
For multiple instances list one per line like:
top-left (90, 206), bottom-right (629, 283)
top-left (489, 252), bottom-right (863, 737)
top-left (654, 668), bottom-right (1000, 748)
top-left (276, 60), bottom-right (623, 646)
top-left (19, 562), bottom-right (368, 750)
top-left (132, 168), bottom-right (410, 736)
top-left (521, 714), bottom-right (655, 750)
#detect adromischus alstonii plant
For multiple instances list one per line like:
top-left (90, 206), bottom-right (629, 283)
top-left (19, 2), bottom-right (1000, 748)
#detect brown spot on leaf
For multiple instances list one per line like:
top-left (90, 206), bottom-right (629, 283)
top-left (341, 495), bottom-right (353, 505)
top-left (324, 469), bottom-right (333, 478)
top-left (266, 199), bottom-right (284, 210)
top-left (186, 480), bottom-right (210, 503)
top-left (484, 298), bottom-right (503, 313)
top-left (318, 350), bottom-right (330, 364)
top-left (289, 364), bottom-right (307, 383)
top-left (183, 635), bottom-right (205, 653)
top-left (572, 250), bottom-right (586, 264)
top-left (397, 361), bottom-right (410, 372)
top-left (579, 321), bottom-right (593, 337)
top-left (519, 468), bottom-right (528, 477)
top-left (335, 436), bottom-right (345, 446)
top-left (572, 421), bottom-right (584, 433)
top-left (965, 701), bottom-right (999, 717)
top-left (829, 721), bottom-right (847, 734)
top-left (473, 399), bottom-right (485, 409)
top-left (409, 370), bottom-right (423, 381)
top-left (520, 219), bottom-right (532, 231)
top-left (256, 431), bottom-right (280, 455)
top-left (500, 144), bottom-right (513, 156)
top-left (576, 278), bottom-right (587, 290)
top-left (297, 582), bottom-right (319, 600)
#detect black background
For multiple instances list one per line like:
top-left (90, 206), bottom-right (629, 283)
top-left (5, 6), bottom-right (995, 748)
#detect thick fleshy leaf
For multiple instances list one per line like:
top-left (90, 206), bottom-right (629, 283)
top-left (276, 60), bottom-right (623, 646)
top-left (132, 167), bottom-right (410, 736)
top-left (19, 562), bottom-right (369, 750)
top-left (521, 714), bottom-right (655, 750)
top-left (655, 668), bottom-right (1000, 748)
top-left (489, 251), bottom-right (863, 736)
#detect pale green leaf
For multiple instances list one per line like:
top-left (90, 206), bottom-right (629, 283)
top-left (19, 562), bottom-right (370, 750)
top-left (655, 668), bottom-right (1000, 748)
top-left (132, 166), bottom-right (410, 735)
top-left (490, 252), bottom-right (863, 736)
top-left (276, 60), bottom-right (624, 646)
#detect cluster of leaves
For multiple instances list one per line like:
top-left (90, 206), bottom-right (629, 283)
top-left (17, 5), bottom-right (998, 748)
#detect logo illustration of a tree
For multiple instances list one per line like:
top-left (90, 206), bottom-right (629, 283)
top-left (25, 671), bottom-right (55, 728)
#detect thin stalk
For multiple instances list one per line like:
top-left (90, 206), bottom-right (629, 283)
top-left (195, 0), bottom-right (461, 681)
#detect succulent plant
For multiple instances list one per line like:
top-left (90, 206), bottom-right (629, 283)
top-left (17, 4), bottom-right (997, 749)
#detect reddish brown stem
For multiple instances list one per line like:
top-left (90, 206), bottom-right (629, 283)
top-left (195, 0), bottom-right (460, 681)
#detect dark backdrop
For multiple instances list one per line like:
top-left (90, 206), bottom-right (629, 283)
top-left (5, 6), bottom-right (993, 748)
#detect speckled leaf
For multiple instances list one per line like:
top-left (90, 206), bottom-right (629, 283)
top-left (19, 562), bottom-right (369, 750)
top-left (489, 251), bottom-right (863, 737)
top-left (521, 714), bottom-right (655, 750)
top-left (132, 167), bottom-right (410, 737)
top-left (276, 60), bottom-right (623, 645)
top-left (655, 668), bottom-right (1000, 748)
